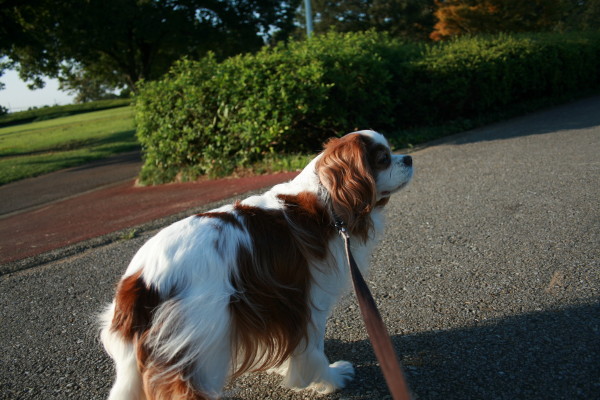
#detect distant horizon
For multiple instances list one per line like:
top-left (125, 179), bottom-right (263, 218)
top-left (0, 69), bottom-right (75, 112)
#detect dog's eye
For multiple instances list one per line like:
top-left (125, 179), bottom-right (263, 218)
top-left (375, 152), bottom-right (391, 168)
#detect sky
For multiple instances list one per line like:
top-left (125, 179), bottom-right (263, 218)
top-left (0, 69), bottom-right (75, 112)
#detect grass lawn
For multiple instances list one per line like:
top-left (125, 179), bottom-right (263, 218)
top-left (0, 106), bottom-right (138, 185)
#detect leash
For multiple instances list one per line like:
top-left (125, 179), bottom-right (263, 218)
top-left (335, 220), bottom-right (412, 400)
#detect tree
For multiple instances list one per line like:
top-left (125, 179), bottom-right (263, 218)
top-left (58, 63), bottom-right (124, 103)
top-left (0, 0), bottom-right (299, 96)
top-left (430, 0), bottom-right (572, 41)
top-left (304, 0), bottom-right (435, 41)
top-left (563, 0), bottom-right (600, 31)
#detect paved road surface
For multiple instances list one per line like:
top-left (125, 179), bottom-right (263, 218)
top-left (0, 151), bottom-right (142, 217)
top-left (1, 96), bottom-right (599, 399)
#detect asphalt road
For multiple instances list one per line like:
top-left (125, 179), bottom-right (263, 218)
top-left (1, 96), bottom-right (599, 399)
top-left (0, 151), bottom-right (142, 217)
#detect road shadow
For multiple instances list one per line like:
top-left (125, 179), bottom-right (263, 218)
top-left (67, 148), bottom-right (141, 172)
top-left (324, 302), bottom-right (599, 399)
top-left (428, 95), bottom-right (600, 147)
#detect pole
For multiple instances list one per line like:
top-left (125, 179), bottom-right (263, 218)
top-left (304, 0), bottom-right (314, 37)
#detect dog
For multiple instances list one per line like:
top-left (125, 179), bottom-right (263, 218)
top-left (100, 130), bottom-right (413, 399)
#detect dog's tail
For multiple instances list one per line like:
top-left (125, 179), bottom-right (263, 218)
top-left (138, 352), bottom-right (211, 400)
top-left (103, 269), bottom-right (214, 400)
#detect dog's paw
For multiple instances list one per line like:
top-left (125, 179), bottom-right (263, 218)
top-left (329, 360), bottom-right (355, 386)
top-left (308, 360), bottom-right (355, 394)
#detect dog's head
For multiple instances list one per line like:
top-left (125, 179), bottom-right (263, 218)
top-left (316, 130), bottom-right (413, 239)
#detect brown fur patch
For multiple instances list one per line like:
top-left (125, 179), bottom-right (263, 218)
top-left (197, 211), bottom-right (244, 253)
top-left (277, 192), bottom-right (334, 260)
top-left (196, 211), bottom-right (242, 229)
top-left (375, 196), bottom-right (390, 208)
top-left (111, 269), bottom-right (161, 341)
top-left (229, 193), bottom-right (333, 378)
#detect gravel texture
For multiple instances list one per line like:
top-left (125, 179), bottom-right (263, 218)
top-left (1, 96), bottom-right (599, 400)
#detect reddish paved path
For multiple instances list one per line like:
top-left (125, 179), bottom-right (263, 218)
top-left (0, 172), bottom-right (298, 265)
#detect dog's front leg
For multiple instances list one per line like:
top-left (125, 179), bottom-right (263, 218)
top-left (281, 307), bottom-right (355, 394)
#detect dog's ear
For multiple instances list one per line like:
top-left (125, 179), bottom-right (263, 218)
top-left (317, 134), bottom-right (376, 240)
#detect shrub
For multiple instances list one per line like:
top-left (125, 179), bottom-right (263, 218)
top-left (402, 32), bottom-right (600, 125)
top-left (135, 52), bottom-right (330, 183)
top-left (135, 31), bottom-right (600, 184)
top-left (136, 31), bottom-right (421, 183)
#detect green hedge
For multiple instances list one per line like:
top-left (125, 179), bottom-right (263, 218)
top-left (404, 33), bottom-right (600, 125)
top-left (135, 31), bottom-right (600, 184)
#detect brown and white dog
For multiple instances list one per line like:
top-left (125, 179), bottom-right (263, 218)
top-left (100, 130), bottom-right (413, 399)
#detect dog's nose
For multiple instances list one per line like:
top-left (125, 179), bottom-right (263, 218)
top-left (402, 155), bottom-right (412, 167)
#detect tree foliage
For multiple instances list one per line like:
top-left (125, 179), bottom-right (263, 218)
top-left (565, 0), bottom-right (600, 31)
top-left (306, 0), bottom-right (435, 40)
top-left (430, 0), bottom-right (600, 41)
top-left (0, 0), bottom-right (299, 95)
